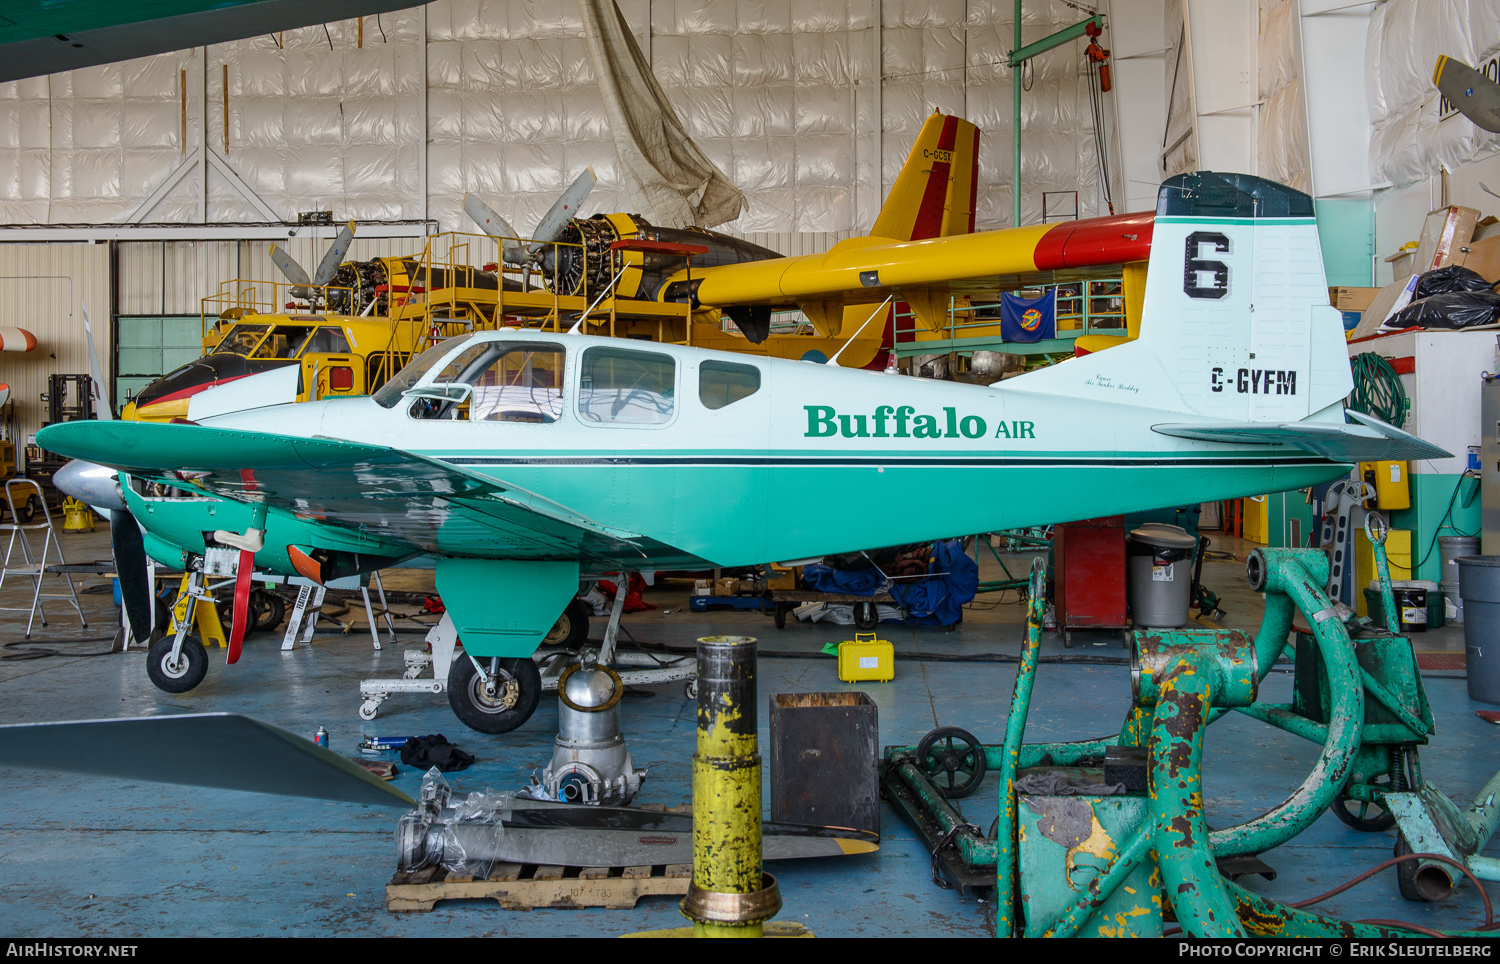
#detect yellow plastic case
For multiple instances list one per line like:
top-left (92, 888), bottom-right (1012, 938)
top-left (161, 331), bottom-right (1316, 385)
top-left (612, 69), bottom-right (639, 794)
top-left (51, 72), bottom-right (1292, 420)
top-left (838, 633), bottom-right (894, 682)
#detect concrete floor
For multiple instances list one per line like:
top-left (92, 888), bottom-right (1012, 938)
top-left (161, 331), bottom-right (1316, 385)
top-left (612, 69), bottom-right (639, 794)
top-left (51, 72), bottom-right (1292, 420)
top-left (0, 527), bottom-right (1496, 937)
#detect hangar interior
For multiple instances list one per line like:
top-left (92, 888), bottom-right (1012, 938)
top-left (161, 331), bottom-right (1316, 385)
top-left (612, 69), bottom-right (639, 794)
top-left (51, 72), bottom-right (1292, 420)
top-left (2, 0), bottom-right (1500, 941)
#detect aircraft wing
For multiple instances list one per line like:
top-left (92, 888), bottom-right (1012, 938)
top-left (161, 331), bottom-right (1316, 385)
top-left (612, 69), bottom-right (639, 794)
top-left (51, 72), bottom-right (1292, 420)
top-left (1151, 410), bottom-right (1451, 463)
top-left (35, 420), bottom-right (686, 566)
top-left (693, 211), bottom-right (1155, 308)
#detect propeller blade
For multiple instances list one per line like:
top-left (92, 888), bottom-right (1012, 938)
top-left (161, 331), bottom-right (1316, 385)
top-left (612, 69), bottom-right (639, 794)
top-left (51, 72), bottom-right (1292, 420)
top-left (527, 166), bottom-right (596, 257)
top-left (268, 243), bottom-right (311, 286)
top-left (311, 220), bottom-right (358, 287)
top-left (464, 194), bottom-right (529, 266)
top-left (226, 549), bottom-right (254, 665)
top-left (0, 713), bottom-right (415, 808)
top-left (1435, 56), bottom-right (1500, 133)
top-left (80, 300), bottom-right (114, 420)
top-left (110, 507), bottom-right (152, 645)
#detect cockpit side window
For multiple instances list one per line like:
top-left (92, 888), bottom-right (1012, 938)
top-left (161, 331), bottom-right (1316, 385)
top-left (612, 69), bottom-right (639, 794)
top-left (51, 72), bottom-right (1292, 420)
top-left (470, 346), bottom-right (565, 423)
top-left (250, 327), bottom-right (312, 359)
top-left (577, 347), bottom-right (675, 426)
top-left (699, 361), bottom-right (761, 410)
top-left (297, 327), bottom-right (352, 356)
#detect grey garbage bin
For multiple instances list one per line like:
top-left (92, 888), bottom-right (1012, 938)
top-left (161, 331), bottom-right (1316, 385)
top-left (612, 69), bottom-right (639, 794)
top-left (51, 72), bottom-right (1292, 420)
top-left (1127, 523), bottom-right (1198, 629)
top-left (1458, 555), bottom-right (1500, 704)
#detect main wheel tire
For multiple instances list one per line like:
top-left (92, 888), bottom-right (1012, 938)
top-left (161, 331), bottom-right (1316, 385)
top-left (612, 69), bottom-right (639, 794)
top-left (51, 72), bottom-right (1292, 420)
top-left (146, 633), bottom-right (208, 694)
top-left (542, 597), bottom-right (589, 648)
top-left (446, 652), bottom-right (542, 734)
top-left (251, 589), bottom-right (286, 632)
top-left (853, 600), bottom-right (878, 631)
top-left (217, 589), bottom-right (288, 637)
top-left (916, 725), bottom-right (987, 799)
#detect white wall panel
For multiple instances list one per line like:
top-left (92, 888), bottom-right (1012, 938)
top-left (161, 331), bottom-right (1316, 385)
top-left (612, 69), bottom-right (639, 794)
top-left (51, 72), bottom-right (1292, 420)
top-left (0, 0), bottom-right (1125, 237)
top-left (0, 243), bottom-right (111, 445)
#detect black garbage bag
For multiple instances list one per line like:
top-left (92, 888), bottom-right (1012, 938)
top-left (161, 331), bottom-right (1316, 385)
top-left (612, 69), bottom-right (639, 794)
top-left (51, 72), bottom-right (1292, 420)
top-left (1388, 290), bottom-right (1500, 330)
top-left (399, 734), bottom-right (475, 772)
top-left (1414, 264), bottom-right (1497, 298)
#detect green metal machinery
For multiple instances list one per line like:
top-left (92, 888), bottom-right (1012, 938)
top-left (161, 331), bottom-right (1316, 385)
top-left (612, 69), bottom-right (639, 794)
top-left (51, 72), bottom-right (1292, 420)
top-left (882, 532), bottom-right (1484, 937)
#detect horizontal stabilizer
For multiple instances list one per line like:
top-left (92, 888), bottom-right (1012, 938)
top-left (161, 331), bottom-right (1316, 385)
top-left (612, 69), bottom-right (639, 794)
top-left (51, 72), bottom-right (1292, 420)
top-left (0, 713), bottom-right (414, 808)
top-left (1151, 410), bottom-right (1451, 463)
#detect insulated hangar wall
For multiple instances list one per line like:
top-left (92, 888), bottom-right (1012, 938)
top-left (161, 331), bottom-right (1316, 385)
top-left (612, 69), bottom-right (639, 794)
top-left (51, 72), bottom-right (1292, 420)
top-left (0, 0), bottom-right (1135, 443)
top-left (0, 1), bottom-right (1121, 233)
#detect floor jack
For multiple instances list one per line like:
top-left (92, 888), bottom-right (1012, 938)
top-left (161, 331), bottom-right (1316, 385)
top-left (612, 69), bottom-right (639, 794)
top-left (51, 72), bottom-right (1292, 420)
top-left (883, 535), bottom-right (1482, 937)
top-left (357, 574), bottom-right (696, 721)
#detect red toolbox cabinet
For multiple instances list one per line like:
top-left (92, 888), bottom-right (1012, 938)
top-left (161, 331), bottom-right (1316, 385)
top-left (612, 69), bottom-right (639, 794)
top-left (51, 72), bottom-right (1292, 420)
top-left (1054, 515), bottom-right (1128, 646)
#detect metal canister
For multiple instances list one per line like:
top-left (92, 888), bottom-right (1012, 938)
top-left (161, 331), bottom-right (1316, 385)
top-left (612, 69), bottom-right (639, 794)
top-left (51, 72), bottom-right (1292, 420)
top-left (314, 726), bottom-right (329, 748)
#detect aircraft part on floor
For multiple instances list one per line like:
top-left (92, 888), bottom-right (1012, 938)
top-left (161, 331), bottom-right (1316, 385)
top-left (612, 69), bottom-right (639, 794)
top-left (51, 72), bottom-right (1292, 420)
top-left (531, 663), bottom-right (646, 806)
top-left (0, 713), bottom-right (415, 809)
top-left (394, 793), bottom-right (876, 873)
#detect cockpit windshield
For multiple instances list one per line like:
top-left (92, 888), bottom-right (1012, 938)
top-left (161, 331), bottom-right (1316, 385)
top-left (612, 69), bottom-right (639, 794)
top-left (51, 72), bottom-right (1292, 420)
top-left (216, 324), bottom-right (271, 356)
top-left (371, 334), bottom-right (476, 408)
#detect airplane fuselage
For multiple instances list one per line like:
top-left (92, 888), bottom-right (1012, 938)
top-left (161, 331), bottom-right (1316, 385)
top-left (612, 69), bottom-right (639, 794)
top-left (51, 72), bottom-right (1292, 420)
top-left (159, 331), bottom-right (1346, 573)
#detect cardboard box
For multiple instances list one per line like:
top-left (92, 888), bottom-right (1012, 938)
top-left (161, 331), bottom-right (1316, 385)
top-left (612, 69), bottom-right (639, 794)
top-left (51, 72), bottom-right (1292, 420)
top-left (1454, 234), bottom-right (1500, 284)
top-left (1329, 286), bottom-right (1381, 311)
top-left (1412, 206), bottom-right (1480, 275)
top-left (714, 577), bottom-right (740, 596)
top-left (693, 579), bottom-right (712, 596)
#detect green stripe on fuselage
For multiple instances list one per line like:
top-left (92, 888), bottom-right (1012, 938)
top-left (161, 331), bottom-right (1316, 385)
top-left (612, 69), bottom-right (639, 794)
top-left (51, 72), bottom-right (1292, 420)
top-left (419, 450), bottom-right (1348, 566)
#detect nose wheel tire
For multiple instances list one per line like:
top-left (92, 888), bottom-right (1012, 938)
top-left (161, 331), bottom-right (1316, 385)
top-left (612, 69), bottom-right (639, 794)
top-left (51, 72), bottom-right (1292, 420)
top-left (446, 652), bottom-right (542, 734)
top-left (146, 634), bottom-right (208, 694)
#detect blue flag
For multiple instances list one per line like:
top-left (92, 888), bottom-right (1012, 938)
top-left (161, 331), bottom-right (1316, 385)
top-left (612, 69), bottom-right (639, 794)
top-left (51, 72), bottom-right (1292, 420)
top-left (999, 290), bottom-right (1056, 343)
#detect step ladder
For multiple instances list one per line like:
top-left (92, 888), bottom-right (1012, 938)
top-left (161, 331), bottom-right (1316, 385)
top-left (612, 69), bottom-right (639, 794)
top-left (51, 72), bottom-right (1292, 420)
top-left (0, 479), bottom-right (87, 636)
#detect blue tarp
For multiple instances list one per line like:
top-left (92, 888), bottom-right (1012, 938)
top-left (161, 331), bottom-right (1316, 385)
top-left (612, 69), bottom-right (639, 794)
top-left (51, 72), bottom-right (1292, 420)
top-left (999, 289), bottom-right (1056, 343)
top-left (801, 539), bottom-right (979, 625)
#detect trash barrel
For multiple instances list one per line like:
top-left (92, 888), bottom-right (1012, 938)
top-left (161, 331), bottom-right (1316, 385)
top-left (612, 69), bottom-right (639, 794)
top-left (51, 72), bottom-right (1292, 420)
top-left (1457, 556), bottom-right (1500, 703)
top-left (1126, 523), bottom-right (1198, 629)
top-left (1441, 536), bottom-right (1479, 624)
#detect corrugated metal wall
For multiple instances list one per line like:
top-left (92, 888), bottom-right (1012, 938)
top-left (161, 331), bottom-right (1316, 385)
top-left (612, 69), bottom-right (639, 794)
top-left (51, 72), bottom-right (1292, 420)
top-left (8, 228), bottom-right (852, 446)
top-left (0, 243), bottom-right (111, 446)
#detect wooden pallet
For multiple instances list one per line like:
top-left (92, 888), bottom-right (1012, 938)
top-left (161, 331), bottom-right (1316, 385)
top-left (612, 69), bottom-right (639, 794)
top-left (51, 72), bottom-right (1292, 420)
top-left (386, 803), bottom-right (694, 913)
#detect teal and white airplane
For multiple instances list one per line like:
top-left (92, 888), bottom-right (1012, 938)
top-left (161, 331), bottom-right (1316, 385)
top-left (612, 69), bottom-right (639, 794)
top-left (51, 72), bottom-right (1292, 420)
top-left (44, 171), bottom-right (1444, 734)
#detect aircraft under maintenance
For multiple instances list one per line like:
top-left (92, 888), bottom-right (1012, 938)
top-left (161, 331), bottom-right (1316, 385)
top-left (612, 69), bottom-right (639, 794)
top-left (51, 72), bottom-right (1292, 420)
top-left (121, 111), bottom-right (1161, 427)
top-left (47, 168), bottom-right (1446, 740)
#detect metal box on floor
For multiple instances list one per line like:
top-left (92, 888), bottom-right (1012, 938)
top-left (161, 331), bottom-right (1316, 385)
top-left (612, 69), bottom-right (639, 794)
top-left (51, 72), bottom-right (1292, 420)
top-left (769, 692), bottom-right (879, 834)
top-left (1055, 515), bottom-right (1128, 639)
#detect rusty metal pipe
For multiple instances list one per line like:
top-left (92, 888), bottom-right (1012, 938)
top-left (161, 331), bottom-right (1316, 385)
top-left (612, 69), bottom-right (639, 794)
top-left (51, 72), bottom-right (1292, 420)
top-left (1213, 550), bottom-right (1365, 858)
top-left (1150, 670), bottom-right (1246, 937)
top-left (680, 635), bottom-right (779, 938)
top-left (995, 558), bottom-right (1045, 938)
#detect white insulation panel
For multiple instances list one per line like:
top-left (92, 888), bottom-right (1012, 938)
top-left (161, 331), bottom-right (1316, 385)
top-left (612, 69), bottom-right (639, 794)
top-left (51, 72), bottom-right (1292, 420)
top-left (1368, 0), bottom-right (1500, 186)
top-left (0, 0), bottom-right (1122, 237)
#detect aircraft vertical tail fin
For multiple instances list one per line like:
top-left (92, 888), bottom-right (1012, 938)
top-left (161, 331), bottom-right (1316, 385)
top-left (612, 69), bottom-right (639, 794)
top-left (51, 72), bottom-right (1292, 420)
top-left (1007, 172), bottom-right (1355, 426)
top-left (871, 111), bottom-right (980, 242)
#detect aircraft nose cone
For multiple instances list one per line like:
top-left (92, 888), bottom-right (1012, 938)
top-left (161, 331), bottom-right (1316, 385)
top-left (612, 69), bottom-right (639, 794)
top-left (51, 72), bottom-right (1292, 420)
top-left (53, 460), bottom-right (126, 512)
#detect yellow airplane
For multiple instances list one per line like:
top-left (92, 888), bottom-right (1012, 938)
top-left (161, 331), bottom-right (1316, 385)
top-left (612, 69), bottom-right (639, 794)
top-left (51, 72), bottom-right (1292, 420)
top-left (123, 111), bottom-right (1007, 425)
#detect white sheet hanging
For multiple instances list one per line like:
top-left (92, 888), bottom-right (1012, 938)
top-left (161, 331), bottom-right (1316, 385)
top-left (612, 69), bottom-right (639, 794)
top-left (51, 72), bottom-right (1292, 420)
top-left (577, 0), bottom-right (745, 229)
